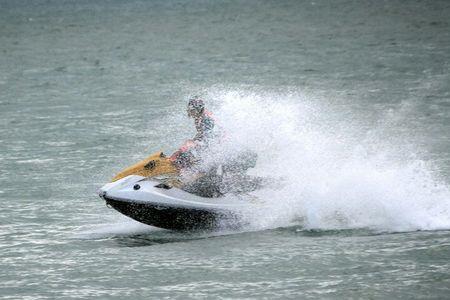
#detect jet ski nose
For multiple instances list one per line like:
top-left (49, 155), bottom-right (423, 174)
top-left (99, 190), bottom-right (107, 199)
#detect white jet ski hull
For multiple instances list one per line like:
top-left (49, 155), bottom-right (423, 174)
top-left (98, 175), bottom-right (255, 231)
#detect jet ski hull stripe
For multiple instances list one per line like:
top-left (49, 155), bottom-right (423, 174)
top-left (104, 196), bottom-right (243, 231)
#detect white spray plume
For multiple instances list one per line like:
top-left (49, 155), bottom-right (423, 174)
top-left (196, 88), bottom-right (450, 232)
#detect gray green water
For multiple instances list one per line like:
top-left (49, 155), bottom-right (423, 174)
top-left (1, 0), bottom-right (450, 299)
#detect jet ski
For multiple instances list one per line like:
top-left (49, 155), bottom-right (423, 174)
top-left (98, 151), bottom-right (261, 231)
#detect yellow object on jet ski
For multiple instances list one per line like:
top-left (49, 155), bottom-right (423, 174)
top-left (112, 152), bottom-right (178, 182)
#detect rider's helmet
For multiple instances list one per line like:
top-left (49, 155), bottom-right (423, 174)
top-left (187, 96), bottom-right (205, 117)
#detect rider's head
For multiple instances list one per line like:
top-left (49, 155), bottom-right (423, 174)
top-left (187, 96), bottom-right (205, 118)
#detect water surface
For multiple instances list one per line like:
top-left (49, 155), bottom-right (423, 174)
top-left (1, 0), bottom-right (450, 298)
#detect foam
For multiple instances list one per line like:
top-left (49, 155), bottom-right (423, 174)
top-left (198, 88), bottom-right (450, 232)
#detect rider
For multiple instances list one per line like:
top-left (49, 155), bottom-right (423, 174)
top-left (170, 97), bottom-right (260, 197)
top-left (187, 96), bottom-right (217, 144)
top-left (170, 96), bottom-right (219, 170)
